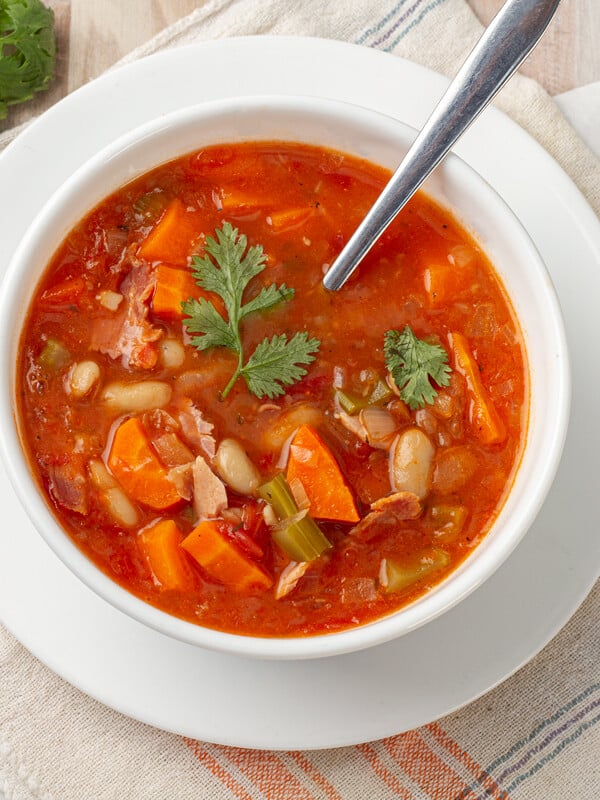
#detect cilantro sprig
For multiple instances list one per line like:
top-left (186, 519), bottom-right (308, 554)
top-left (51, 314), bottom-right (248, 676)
top-left (384, 325), bottom-right (451, 410)
top-left (0, 0), bottom-right (56, 120)
top-left (182, 222), bottom-right (320, 399)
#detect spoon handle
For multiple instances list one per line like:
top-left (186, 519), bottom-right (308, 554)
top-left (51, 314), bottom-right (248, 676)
top-left (323, 0), bottom-right (561, 291)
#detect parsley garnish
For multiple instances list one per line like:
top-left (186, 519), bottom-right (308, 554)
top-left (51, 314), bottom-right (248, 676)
top-left (384, 325), bottom-right (451, 410)
top-left (182, 222), bottom-right (320, 399)
top-left (0, 0), bottom-right (56, 120)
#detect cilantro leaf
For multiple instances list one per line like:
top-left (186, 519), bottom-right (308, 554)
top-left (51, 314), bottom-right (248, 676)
top-left (180, 296), bottom-right (237, 352)
top-left (241, 333), bottom-right (320, 399)
top-left (0, 0), bottom-right (56, 120)
top-left (241, 283), bottom-right (294, 319)
top-left (183, 222), bottom-right (320, 399)
top-left (384, 325), bottom-right (451, 410)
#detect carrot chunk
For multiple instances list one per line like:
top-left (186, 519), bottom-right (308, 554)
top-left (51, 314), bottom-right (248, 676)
top-left (151, 263), bottom-right (225, 320)
top-left (181, 519), bottom-right (273, 592)
top-left (267, 207), bottom-right (313, 232)
top-left (423, 263), bottom-right (465, 306)
top-left (286, 425), bottom-right (360, 523)
top-left (137, 199), bottom-right (200, 265)
top-left (107, 416), bottom-right (182, 510)
top-left (40, 276), bottom-right (87, 307)
top-left (450, 332), bottom-right (506, 444)
top-left (138, 519), bottom-right (197, 591)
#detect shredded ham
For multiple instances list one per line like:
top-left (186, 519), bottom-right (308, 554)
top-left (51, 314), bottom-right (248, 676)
top-left (174, 398), bottom-right (216, 459)
top-left (275, 561), bottom-right (309, 600)
top-left (167, 463), bottom-right (194, 501)
top-left (351, 491), bottom-right (422, 540)
top-left (192, 455), bottom-right (227, 519)
top-left (47, 461), bottom-right (88, 515)
top-left (90, 263), bottom-right (161, 369)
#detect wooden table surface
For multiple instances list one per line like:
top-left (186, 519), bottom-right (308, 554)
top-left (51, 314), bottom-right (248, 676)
top-left (2, 0), bottom-right (599, 132)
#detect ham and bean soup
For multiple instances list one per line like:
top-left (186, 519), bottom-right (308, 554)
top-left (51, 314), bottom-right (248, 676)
top-left (17, 142), bottom-right (527, 637)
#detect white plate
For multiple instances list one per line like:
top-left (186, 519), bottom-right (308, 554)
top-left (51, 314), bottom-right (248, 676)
top-left (1, 37), bottom-right (599, 750)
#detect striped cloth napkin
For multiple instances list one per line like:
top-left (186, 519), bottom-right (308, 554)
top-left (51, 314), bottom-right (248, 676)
top-left (1, 1), bottom-right (599, 798)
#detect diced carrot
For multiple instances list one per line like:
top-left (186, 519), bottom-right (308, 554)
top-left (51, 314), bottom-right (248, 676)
top-left (107, 417), bottom-right (182, 510)
top-left (138, 519), bottom-right (197, 591)
top-left (423, 261), bottom-right (474, 306)
top-left (217, 187), bottom-right (270, 211)
top-left (450, 332), bottom-right (506, 444)
top-left (151, 263), bottom-right (226, 320)
top-left (40, 276), bottom-right (87, 306)
top-left (267, 207), bottom-right (313, 232)
top-left (286, 425), bottom-right (360, 523)
top-left (181, 519), bottom-right (273, 592)
top-left (137, 199), bottom-right (200, 265)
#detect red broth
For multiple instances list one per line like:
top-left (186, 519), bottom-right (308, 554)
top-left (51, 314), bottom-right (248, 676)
top-left (16, 142), bottom-right (527, 637)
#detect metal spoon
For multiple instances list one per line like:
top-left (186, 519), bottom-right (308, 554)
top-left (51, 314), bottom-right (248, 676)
top-left (323, 0), bottom-right (561, 291)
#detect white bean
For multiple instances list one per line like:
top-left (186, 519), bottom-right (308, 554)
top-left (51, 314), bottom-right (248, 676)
top-left (389, 427), bottom-right (435, 500)
top-left (88, 458), bottom-right (116, 490)
top-left (159, 339), bottom-right (186, 369)
top-left (103, 487), bottom-right (139, 527)
top-left (101, 381), bottom-right (172, 413)
top-left (68, 360), bottom-right (100, 398)
top-left (214, 438), bottom-right (261, 496)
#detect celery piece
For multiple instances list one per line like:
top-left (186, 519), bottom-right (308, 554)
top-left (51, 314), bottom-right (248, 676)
top-left (38, 338), bottom-right (70, 371)
top-left (430, 504), bottom-right (468, 541)
top-left (383, 547), bottom-right (450, 593)
top-left (258, 474), bottom-right (332, 562)
top-left (133, 191), bottom-right (169, 219)
top-left (368, 378), bottom-right (393, 406)
top-left (335, 389), bottom-right (367, 415)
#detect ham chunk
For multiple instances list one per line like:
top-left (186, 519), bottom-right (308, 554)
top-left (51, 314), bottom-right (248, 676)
top-left (175, 398), bottom-right (216, 459)
top-left (351, 491), bottom-right (422, 541)
top-left (192, 455), bottom-right (227, 519)
top-left (47, 461), bottom-right (88, 515)
top-left (90, 263), bottom-right (161, 369)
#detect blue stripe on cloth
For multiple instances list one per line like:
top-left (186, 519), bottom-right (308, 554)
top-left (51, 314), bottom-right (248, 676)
top-left (382, 0), bottom-right (450, 52)
top-left (355, 0), bottom-right (411, 45)
top-left (371, 0), bottom-right (428, 49)
top-left (486, 683), bottom-right (600, 775)
top-left (504, 711), bottom-right (600, 795)
top-left (453, 683), bottom-right (600, 800)
top-left (495, 696), bottom-right (600, 785)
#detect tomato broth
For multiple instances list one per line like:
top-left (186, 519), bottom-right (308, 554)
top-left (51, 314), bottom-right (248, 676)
top-left (17, 142), bottom-right (527, 637)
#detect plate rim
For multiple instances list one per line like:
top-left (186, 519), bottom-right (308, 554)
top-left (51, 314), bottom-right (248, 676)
top-left (0, 34), bottom-right (599, 750)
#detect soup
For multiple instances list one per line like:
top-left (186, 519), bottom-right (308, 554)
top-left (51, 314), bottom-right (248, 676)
top-left (16, 141), bottom-right (527, 637)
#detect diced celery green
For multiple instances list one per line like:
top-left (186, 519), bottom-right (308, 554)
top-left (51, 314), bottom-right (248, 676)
top-left (133, 191), bottom-right (169, 219)
top-left (383, 547), bottom-right (450, 593)
top-left (38, 338), bottom-right (70, 371)
top-left (430, 504), bottom-right (468, 541)
top-left (258, 474), bottom-right (332, 562)
top-left (335, 389), bottom-right (367, 415)
top-left (368, 378), bottom-right (393, 406)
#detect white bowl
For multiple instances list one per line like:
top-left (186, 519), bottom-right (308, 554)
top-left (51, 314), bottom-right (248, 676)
top-left (0, 96), bottom-right (570, 659)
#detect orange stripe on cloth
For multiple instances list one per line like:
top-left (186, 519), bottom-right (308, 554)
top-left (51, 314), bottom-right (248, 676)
top-left (218, 747), bottom-right (319, 800)
top-left (426, 722), bottom-right (509, 800)
top-left (183, 739), bottom-right (255, 800)
top-left (356, 742), bottom-right (413, 799)
top-left (382, 729), bottom-right (484, 800)
top-left (289, 751), bottom-right (343, 800)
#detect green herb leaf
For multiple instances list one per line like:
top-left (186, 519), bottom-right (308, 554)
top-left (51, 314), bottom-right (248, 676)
top-left (384, 325), bottom-right (451, 410)
top-left (241, 333), bottom-right (320, 399)
top-left (183, 222), bottom-right (320, 399)
top-left (0, 0), bottom-right (56, 120)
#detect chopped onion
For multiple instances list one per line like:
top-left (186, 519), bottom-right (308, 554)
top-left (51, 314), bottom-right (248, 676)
top-left (289, 476), bottom-right (310, 510)
top-left (359, 407), bottom-right (397, 449)
top-left (269, 508), bottom-right (308, 534)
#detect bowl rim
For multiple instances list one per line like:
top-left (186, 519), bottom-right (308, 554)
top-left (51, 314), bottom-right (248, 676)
top-left (0, 94), bottom-right (571, 660)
